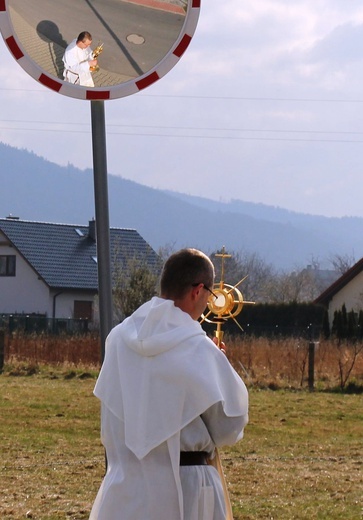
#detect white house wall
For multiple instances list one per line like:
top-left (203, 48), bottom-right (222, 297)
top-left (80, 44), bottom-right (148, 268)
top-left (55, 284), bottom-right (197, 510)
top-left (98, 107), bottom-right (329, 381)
top-left (0, 238), bottom-right (97, 319)
top-left (328, 271), bottom-right (363, 322)
top-left (50, 291), bottom-right (96, 319)
top-left (0, 243), bottom-right (50, 315)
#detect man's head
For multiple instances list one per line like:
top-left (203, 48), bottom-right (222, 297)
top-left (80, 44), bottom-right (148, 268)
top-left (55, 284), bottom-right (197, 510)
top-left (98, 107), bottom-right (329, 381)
top-left (77, 31), bottom-right (92, 49)
top-left (160, 248), bottom-right (215, 319)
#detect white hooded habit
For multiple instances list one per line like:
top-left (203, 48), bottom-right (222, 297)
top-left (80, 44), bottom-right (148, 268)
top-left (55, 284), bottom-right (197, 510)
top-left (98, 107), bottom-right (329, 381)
top-left (89, 297), bottom-right (248, 520)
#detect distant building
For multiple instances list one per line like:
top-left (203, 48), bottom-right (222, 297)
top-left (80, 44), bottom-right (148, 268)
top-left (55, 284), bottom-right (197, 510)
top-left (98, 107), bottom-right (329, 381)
top-left (0, 216), bottom-right (160, 324)
top-left (302, 264), bottom-right (339, 288)
top-left (315, 258), bottom-right (363, 325)
top-left (299, 264), bottom-right (340, 300)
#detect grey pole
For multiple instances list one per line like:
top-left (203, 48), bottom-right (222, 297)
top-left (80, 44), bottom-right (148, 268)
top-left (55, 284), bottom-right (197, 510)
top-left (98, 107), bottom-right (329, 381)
top-left (90, 100), bottom-right (113, 362)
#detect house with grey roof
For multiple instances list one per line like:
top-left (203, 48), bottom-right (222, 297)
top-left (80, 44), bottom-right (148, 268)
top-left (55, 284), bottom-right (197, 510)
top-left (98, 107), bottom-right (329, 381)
top-left (0, 216), bottom-right (160, 324)
top-left (315, 258), bottom-right (363, 326)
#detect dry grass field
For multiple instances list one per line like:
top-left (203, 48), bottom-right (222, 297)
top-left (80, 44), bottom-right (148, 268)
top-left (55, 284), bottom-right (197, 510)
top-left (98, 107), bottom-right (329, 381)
top-left (3, 332), bottom-right (363, 391)
top-left (1, 333), bottom-right (363, 519)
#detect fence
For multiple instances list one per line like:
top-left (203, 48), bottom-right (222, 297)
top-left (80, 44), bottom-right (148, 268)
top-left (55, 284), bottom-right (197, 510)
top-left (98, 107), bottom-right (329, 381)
top-left (202, 321), bottom-right (322, 341)
top-left (0, 330), bottom-right (4, 371)
top-left (0, 314), bottom-right (90, 335)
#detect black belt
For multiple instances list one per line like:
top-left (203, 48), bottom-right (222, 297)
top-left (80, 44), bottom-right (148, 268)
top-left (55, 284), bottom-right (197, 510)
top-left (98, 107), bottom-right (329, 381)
top-left (180, 451), bottom-right (208, 466)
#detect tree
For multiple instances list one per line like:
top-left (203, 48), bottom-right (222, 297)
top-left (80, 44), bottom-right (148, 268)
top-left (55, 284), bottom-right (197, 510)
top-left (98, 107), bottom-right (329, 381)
top-left (157, 243), bottom-right (177, 264)
top-left (347, 310), bottom-right (357, 339)
top-left (112, 245), bottom-right (161, 321)
top-left (264, 268), bottom-right (317, 303)
top-left (358, 310), bottom-right (363, 340)
top-left (335, 340), bottom-right (363, 390)
top-left (210, 249), bottom-right (274, 302)
top-left (114, 261), bottom-right (159, 319)
top-left (329, 253), bottom-right (355, 275)
top-left (322, 309), bottom-right (330, 339)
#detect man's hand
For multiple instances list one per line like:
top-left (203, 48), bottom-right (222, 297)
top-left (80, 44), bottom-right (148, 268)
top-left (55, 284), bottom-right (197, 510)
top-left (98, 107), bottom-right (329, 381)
top-left (89, 59), bottom-right (98, 68)
top-left (212, 336), bottom-right (227, 355)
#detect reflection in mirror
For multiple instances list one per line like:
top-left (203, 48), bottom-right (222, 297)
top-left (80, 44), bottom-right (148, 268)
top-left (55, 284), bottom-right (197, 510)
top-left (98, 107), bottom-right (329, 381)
top-left (7, 0), bottom-right (187, 87)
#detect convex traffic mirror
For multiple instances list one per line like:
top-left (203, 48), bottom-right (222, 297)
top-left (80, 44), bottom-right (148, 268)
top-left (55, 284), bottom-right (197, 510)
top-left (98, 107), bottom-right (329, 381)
top-left (0, 0), bottom-right (200, 99)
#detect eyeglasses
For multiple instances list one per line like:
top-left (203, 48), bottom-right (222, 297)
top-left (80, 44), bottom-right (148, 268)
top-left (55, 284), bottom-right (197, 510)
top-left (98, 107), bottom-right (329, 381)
top-left (192, 283), bottom-right (218, 301)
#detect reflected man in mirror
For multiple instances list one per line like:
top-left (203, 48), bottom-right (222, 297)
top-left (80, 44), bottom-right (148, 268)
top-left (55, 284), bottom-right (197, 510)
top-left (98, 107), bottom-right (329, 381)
top-left (62, 31), bottom-right (97, 87)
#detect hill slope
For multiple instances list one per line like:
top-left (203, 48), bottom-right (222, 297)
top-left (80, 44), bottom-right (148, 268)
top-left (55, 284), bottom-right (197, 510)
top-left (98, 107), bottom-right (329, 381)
top-left (1, 142), bottom-right (362, 269)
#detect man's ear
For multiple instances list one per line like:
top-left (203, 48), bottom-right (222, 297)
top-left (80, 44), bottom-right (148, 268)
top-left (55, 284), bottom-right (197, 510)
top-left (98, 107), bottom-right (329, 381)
top-left (191, 283), bottom-right (202, 300)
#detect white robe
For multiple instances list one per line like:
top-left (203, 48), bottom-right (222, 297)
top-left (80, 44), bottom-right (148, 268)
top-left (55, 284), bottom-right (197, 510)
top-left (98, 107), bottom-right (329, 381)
top-left (62, 39), bottom-right (94, 87)
top-left (89, 297), bottom-right (249, 520)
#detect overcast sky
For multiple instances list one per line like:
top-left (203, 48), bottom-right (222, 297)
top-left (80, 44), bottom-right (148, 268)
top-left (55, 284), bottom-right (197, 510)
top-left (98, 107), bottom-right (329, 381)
top-left (1, 0), bottom-right (363, 218)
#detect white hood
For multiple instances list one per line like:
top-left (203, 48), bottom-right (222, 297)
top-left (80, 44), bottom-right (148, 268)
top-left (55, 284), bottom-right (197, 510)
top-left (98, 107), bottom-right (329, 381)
top-left (121, 297), bottom-right (205, 356)
top-left (94, 297), bottom-right (248, 460)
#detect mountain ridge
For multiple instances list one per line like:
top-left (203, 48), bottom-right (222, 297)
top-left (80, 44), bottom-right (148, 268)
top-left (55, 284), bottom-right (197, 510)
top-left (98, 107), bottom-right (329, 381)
top-left (1, 141), bottom-right (361, 270)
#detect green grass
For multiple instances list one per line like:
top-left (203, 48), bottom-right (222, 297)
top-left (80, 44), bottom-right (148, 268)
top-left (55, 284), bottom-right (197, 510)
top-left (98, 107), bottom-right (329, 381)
top-left (227, 390), bottom-right (363, 519)
top-left (1, 367), bottom-right (102, 519)
top-left (1, 366), bottom-right (362, 519)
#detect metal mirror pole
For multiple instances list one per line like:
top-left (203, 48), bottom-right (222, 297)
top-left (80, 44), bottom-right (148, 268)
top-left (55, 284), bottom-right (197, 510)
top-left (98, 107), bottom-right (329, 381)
top-left (90, 100), bottom-right (113, 363)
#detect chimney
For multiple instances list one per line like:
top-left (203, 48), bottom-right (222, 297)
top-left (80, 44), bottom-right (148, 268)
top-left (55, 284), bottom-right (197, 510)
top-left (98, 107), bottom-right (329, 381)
top-left (88, 219), bottom-right (96, 241)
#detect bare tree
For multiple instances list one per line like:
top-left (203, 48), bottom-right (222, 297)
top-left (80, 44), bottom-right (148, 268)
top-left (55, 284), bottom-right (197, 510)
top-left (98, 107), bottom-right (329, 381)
top-left (210, 249), bottom-right (275, 302)
top-left (335, 340), bottom-right (363, 390)
top-left (154, 246), bottom-right (357, 306)
top-left (263, 268), bottom-right (315, 303)
top-left (329, 253), bottom-right (356, 275)
top-left (157, 242), bottom-right (177, 264)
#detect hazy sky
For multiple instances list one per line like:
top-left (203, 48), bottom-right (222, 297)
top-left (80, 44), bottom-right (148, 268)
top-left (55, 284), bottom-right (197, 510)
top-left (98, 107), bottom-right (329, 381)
top-left (1, 0), bottom-right (363, 217)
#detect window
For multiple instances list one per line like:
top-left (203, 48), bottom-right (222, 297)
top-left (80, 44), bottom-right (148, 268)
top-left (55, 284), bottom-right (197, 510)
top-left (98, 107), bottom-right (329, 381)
top-left (0, 255), bottom-right (16, 276)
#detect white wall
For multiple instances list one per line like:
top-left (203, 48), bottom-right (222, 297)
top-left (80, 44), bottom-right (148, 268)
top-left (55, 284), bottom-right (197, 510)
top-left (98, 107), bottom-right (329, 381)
top-left (0, 237), bottom-right (97, 319)
top-left (328, 271), bottom-right (363, 323)
top-left (0, 244), bottom-right (50, 315)
top-left (50, 290), bottom-right (96, 319)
